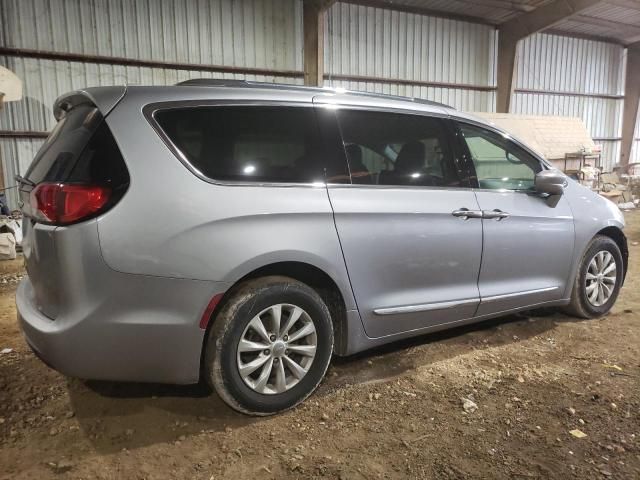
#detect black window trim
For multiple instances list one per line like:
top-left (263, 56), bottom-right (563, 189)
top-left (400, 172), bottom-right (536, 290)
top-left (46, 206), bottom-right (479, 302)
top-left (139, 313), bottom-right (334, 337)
top-left (325, 104), bottom-right (476, 190)
top-left (143, 100), bottom-right (334, 188)
top-left (452, 118), bottom-right (551, 194)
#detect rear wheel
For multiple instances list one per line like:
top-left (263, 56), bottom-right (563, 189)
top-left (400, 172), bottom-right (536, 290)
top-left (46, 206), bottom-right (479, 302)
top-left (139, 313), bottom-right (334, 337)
top-left (564, 235), bottom-right (623, 319)
top-left (204, 276), bottom-right (333, 415)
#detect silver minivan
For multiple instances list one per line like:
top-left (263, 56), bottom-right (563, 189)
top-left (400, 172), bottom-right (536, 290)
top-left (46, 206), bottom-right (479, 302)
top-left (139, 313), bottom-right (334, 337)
top-left (17, 80), bottom-right (627, 415)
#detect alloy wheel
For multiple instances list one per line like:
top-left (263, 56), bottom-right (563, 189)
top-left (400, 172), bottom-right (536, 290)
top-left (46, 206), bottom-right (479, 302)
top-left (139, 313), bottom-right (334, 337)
top-left (585, 250), bottom-right (617, 307)
top-left (236, 304), bottom-right (317, 394)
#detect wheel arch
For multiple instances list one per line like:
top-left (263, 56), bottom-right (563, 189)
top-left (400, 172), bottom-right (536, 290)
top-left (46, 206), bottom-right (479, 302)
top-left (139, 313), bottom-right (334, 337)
top-left (201, 260), bottom-right (352, 367)
top-left (597, 226), bottom-right (628, 283)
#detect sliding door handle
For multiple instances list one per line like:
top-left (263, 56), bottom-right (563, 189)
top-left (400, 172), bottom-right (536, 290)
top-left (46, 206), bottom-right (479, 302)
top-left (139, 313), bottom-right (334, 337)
top-left (452, 208), bottom-right (483, 220)
top-left (483, 209), bottom-right (510, 220)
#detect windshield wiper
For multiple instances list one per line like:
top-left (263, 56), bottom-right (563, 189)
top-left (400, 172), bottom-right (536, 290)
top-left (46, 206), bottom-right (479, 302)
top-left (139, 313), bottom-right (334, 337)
top-left (15, 175), bottom-right (35, 187)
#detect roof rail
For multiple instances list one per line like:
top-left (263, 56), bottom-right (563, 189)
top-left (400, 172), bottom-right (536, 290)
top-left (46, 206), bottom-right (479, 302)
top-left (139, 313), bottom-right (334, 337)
top-left (347, 90), bottom-right (452, 109)
top-left (175, 79), bottom-right (453, 109)
top-left (177, 79), bottom-right (263, 87)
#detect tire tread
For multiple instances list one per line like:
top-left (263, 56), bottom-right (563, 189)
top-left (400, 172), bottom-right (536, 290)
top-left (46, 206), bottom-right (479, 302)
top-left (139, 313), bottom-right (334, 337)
top-left (204, 276), bottom-right (333, 416)
top-left (563, 235), bottom-right (623, 319)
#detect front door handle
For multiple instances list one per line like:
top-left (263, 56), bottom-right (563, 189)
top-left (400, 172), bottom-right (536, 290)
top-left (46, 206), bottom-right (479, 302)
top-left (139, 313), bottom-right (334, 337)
top-left (483, 209), bottom-right (510, 220)
top-left (452, 208), bottom-right (483, 220)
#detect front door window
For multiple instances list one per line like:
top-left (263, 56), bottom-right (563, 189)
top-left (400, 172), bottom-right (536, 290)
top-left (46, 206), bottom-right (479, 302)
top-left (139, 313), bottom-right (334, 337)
top-left (458, 123), bottom-right (542, 191)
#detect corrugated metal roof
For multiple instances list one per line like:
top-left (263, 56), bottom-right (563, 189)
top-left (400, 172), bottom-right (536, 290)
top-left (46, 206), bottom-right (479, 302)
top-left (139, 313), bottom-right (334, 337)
top-left (353, 0), bottom-right (553, 24)
top-left (579, 2), bottom-right (640, 26)
top-left (551, 19), bottom-right (618, 40)
top-left (354, 0), bottom-right (640, 44)
top-left (553, 2), bottom-right (640, 44)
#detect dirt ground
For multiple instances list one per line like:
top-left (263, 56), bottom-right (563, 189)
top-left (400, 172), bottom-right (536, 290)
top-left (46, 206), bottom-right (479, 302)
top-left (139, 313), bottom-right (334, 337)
top-left (1, 213), bottom-right (639, 480)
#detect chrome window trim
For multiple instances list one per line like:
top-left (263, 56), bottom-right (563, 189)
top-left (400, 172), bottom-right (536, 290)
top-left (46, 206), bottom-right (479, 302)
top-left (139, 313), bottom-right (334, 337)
top-left (326, 183), bottom-right (475, 192)
top-left (472, 187), bottom-right (542, 195)
top-left (143, 100), bottom-right (331, 188)
top-left (313, 101), bottom-right (449, 120)
top-left (373, 297), bottom-right (479, 316)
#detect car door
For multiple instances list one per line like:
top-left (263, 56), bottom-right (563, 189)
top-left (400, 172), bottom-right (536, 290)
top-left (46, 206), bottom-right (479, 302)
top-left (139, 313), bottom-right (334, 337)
top-left (320, 105), bottom-right (484, 339)
top-left (455, 121), bottom-right (575, 316)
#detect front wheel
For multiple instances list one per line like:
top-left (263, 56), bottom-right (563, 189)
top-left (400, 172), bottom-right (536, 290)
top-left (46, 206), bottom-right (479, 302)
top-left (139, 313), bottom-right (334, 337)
top-left (204, 276), bottom-right (333, 415)
top-left (564, 235), bottom-right (624, 319)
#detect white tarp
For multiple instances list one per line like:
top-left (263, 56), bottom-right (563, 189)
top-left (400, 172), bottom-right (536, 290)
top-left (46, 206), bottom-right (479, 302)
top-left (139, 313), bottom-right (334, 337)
top-left (0, 65), bottom-right (23, 102)
top-left (0, 219), bottom-right (22, 246)
top-left (0, 232), bottom-right (16, 260)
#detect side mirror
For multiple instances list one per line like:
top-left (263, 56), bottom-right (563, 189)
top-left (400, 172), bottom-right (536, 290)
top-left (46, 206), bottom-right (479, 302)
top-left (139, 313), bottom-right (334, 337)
top-left (535, 170), bottom-right (567, 196)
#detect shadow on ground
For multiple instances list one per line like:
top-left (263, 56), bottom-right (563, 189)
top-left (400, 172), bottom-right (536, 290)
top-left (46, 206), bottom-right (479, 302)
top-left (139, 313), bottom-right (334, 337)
top-left (66, 308), bottom-right (578, 454)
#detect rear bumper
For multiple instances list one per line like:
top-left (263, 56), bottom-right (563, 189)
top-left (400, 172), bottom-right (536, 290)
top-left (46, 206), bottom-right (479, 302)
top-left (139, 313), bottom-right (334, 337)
top-left (17, 279), bottom-right (65, 370)
top-left (17, 274), bottom-right (230, 385)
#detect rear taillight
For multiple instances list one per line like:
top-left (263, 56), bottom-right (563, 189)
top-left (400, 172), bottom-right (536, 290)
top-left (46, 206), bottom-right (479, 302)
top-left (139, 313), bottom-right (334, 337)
top-left (30, 183), bottom-right (111, 225)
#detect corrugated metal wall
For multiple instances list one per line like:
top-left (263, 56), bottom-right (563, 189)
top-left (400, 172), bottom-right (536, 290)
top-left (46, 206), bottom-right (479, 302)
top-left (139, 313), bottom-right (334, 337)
top-left (0, 0), bottom-right (635, 210)
top-left (512, 33), bottom-right (626, 171)
top-left (0, 0), bottom-right (303, 208)
top-left (0, 0), bottom-right (302, 68)
top-left (323, 2), bottom-right (497, 112)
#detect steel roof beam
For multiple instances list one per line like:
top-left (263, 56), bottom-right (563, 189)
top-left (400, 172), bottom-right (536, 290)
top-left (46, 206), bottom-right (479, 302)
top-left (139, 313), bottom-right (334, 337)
top-left (621, 42), bottom-right (640, 167)
top-left (605, 0), bottom-right (640, 11)
top-left (497, 0), bottom-right (603, 112)
top-left (303, 0), bottom-right (336, 87)
top-left (572, 13), bottom-right (640, 43)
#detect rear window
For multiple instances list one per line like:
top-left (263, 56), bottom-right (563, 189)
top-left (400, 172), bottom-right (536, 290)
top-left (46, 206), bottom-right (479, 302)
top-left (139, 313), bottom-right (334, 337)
top-left (153, 106), bottom-right (327, 184)
top-left (25, 104), bottom-right (129, 189)
top-left (26, 104), bottom-right (102, 184)
top-left (67, 122), bottom-right (130, 190)
top-left (20, 104), bottom-right (129, 220)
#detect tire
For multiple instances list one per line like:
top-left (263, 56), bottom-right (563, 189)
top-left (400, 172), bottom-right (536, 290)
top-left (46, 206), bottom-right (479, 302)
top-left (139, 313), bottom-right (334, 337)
top-left (204, 276), bottom-right (334, 416)
top-left (564, 235), bottom-right (624, 319)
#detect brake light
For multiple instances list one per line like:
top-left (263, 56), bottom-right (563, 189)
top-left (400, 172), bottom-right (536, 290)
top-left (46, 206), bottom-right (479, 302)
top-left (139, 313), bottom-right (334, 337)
top-left (30, 183), bottom-right (111, 225)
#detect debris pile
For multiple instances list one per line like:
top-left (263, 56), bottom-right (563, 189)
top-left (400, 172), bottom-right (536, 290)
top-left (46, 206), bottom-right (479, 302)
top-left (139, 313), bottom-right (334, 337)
top-left (598, 171), bottom-right (637, 208)
top-left (0, 215), bottom-right (22, 261)
top-left (571, 165), bottom-right (640, 211)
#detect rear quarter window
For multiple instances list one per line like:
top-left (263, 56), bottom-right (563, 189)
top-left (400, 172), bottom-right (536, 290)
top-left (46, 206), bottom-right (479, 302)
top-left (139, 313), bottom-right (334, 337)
top-left (152, 106), bottom-right (328, 184)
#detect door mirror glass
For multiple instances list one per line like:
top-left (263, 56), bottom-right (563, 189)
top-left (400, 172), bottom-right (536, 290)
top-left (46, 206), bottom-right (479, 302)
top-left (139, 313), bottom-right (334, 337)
top-left (535, 170), bottom-right (567, 196)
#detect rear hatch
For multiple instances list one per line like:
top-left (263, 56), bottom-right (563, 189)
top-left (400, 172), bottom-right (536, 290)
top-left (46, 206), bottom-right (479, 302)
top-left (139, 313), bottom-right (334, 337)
top-left (19, 94), bottom-right (129, 319)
